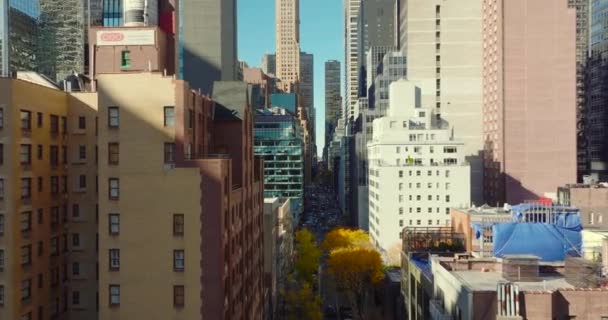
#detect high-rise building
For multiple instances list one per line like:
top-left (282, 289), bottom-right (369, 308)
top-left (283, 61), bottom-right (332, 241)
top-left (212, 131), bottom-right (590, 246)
top-left (0, 0), bottom-right (39, 77)
top-left (585, 0), bottom-right (608, 180)
top-left (178, 0), bottom-right (237, 94)
top-left (255, 108), bottom-right (305, 219)
top-left (325, 60), bottom-right (341, 150)
top-left (344, 0), bottom-right (362, 122)
top-left (365, 45), bottom-right (394, 104)
top-left (261, 53), bottom-right (276, 76)
top-left (482, 0), bottom-right (577, 204)
top-left (96, 74), bottom-right (264, 320)
top-left (569, 0), bottom-right (589, 181)
top-left (275, 0), bottom-right (300, 92)
top-left (367, 79), bottom-right (471, 253)
top-left (359, 0), bottom-right (394, 92)
top-left (373, 51), bottom-right (406, 114)
top-left (0, 72), bottom-right (99, 320)
top-left (399, 0), bottom-right (484, 204)
top-left (300, 52), bottom-right (314, 142)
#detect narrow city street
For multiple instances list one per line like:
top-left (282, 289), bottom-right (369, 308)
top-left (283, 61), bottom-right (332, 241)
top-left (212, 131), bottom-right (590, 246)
top-left (299, 172), bottom-right (354, 320)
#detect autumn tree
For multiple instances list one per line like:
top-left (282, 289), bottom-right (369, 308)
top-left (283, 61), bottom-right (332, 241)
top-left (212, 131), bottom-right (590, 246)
top-left (285, 282), bottom-right (323, 320)
top-left (294, 229), bottom-right (322, 284)
top-left (327, 247), bottom-right (384, 319)
top-left (322, 228), bottom-right (372, 251)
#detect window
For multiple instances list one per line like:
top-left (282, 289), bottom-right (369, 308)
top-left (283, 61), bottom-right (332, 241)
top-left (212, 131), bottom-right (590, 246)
top-left (50, 237), bottom-right (58, 256)
top-left (174, 250), bottom-right (185, 271)
top-left (164, 107), bottom-right (175, 127)
top-left (121, 50), bottom-right (131, 68)
top-left (0, 144), bottom-right (3, 164)
top-left (21, 178), bottom-right (32, 199)
top-left (446, 183), bottom-right (450, 190)
top-left (108, 143), bottom-right (119, 165)
top-left (21, 110), bottom-right (32, 130)
top-left (72, 291), bottom-right (80, 305)
top-left (61, 117), bottom-right (67, 133)
top-left (416, 220), bottom-right (421, 225)
top-left (399, 220), bottom-right (403, 227)
top-left (78, 116), bottom-right (86, 129)
top-left (72, 233), bottom-right (81, 247)
top-left (446, 208), bottom-right (450, 215)
top-left (0, 285), bottom-right (3, 306)
top-left (109, 249), bottom-right (120, 270)
top-left (428, 208), bottom-right (433, 213)
top-left (21, 245), bottom-right (31, 265)
top-left (0, 108), bottom-right (3, 128)
top-left (108, 107), bottom-right (119, 128)
top-left (0, 178), bottom-right (4, 199)
top-left (78, 175), bottom-right (87, 190)
top-left (173, 214), bottom-right (184, 236)
top-left (72, 262), bottom-right (80, 276)
top-left (21, 211), bottom-right (32, 231)
top-left (174, 285), bottom-right (185, 307)
top-left (399, 207), bottom-right (403, 215)
top-left (50, 176), bottom-right (59, 194)
top-left (109, 285), bottom-right (120, 306)
top-left (109, 178), bottom-right (119, 199)
top-left (20, 144), bottom-right (32, 164)
top-left (398, 170), bottom-right (403, 178)
top-left (50, 146), bottom-right (59, 166)
top-left (62, 146), bottom-right (67, 164)
top-left (79, 145), bottom-right (86, 160)
top-left (50, 115), bottom-right (59, 133)
top-left (109, 214), bottom-right (120, 235)
top-left (416, 171), bottom-right (421, 176)
top-left (37, 145), bottom-right (43, 160)
top-left (398, 183), bottom-right (403, 190)
top-left (164, 143), bottom-right (176, 163)
top-left (446, 195), bottom-right (450, 202)
top-left (21, 279), bottom-right (31, 301)
top-left (37, 112), bottom-right (43, 128)
top-left (72, 204), bottom-right (80, 218)
top-left (0, 250), bottom-right (4, 270)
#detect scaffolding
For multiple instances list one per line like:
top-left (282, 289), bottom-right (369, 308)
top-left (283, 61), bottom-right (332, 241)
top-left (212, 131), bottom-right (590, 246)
top-left (402, 227), bottom-right (466, 254)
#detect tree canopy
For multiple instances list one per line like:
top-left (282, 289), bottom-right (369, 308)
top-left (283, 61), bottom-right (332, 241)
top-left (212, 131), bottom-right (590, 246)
top-left (322, 228), bottom-right (372, 251)
top-left (295, 229), bottom-right (322, 283)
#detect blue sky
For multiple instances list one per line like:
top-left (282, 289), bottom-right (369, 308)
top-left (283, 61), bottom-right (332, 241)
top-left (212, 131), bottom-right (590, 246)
top-left (238, 0), bottom-right (343, 155)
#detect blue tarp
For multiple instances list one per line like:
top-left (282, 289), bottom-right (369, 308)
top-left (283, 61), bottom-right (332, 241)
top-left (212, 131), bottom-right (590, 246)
top-left (510, 204), bottom-right (582, 231)
top-left (493, 223), bottom-right (582, 262)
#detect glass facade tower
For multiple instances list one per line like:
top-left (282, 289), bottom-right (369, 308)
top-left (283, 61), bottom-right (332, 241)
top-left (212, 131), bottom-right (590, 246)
top-left (254, 111), bottom-right (304, 221)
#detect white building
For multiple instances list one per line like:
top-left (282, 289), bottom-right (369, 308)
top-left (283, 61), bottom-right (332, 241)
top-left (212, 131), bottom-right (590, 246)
top-left (367, 80), bottom-right (470, 252)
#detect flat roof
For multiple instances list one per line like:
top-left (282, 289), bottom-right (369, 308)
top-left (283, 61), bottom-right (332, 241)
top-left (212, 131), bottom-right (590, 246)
top-left (452, 271), bottom-right (574, 292)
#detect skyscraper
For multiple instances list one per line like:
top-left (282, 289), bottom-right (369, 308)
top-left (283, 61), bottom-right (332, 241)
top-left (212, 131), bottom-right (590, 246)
top-left (585, 0), bottom-right (608, 180)
top-left (325, 60), bottom-right (341, 148)
top-left (275, 0), bottom-right (300, 92)
top-left (399, 0), bottom-right (484, 204)
top-left (482, 0), bottom-right (577, 204)
top-left (344, 0), bottom-right (361, 121)
top-left (179, 0), bottom-right (237, 94)
top-left (0, 0), bottom-right (39, 77)
top-left (300, 51), bottom-right (314, 142)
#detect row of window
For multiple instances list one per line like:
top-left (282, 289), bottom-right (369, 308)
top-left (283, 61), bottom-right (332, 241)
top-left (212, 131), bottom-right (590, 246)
top-left (398, 182), bottom-right (451, 190)
top-left (108, 249), bottom-right (184, 271)
top-left (107, 213), bottom-right (184, 236)
top-left (398, 194), bottom-right (451, 203)
top-left (0, 143), bottom-right (73, 167)
top-left (398, 170), bottom-right (451, 178)
top-left (14, 174), bottom-right (96, 200)
top-left (107, 285), bottom-right (185, 308)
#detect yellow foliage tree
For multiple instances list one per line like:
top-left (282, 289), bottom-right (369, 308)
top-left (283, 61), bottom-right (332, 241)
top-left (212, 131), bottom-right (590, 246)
top-left (295, 229), bottom-right (322, 283)
top-left (285, 282), bottom-right (323, 320)
top-left (326, 246), bottom-right (384, 319)
top-left (322, 228), bottom-right (372, 251)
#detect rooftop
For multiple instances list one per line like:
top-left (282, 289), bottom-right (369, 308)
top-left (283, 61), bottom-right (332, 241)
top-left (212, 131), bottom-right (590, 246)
top-left (453, 270), bottom-right (574, 292)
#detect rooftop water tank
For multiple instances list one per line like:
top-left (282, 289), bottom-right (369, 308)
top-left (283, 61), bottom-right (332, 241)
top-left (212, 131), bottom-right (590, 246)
top-left (123, 0), bottom-right (158, 27)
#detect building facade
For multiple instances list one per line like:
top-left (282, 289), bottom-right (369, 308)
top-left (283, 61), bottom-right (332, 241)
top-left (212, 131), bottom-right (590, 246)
top-left (482, 0), bottom-right (577, 204)
top-left (300, 51), bottom-right (314, 146)
top-left (344, 0), bottom-right (362, 121)
top-left (179, 0), bottom-right (237, 94)
top-left (0, 74), bottom-right (99, 320)
top-left (0, 0), bottom-right (39, 77)
top-left (96, 74), bottom-right (264, 320)
top-left (399, 0), bottom-right (484, 205)
top-left (254, 109), bottom-right (304, 220)
top-left (586, 0), bottom-right (608, 180)
top-left (261, 53), bottom-right (276, 76)
top-left (275, 0), bottom-right (300, 92)
top-left (368, 80), bottom-right (470, 253)
top-left (324, 60), bottom-right (341, 146)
